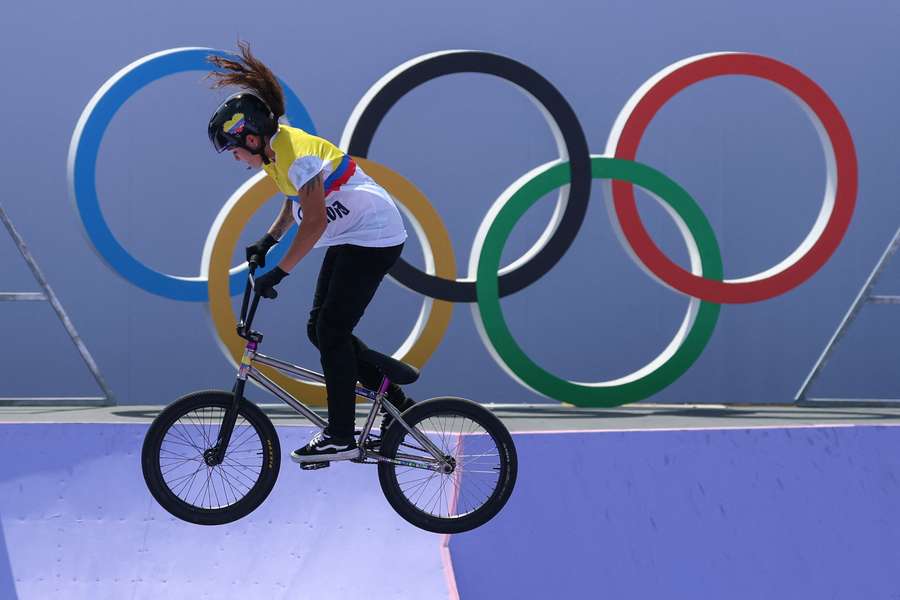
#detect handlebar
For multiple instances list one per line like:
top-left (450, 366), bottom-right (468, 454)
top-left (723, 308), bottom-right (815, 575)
top-left (237, 257), bottom-right (263, 339)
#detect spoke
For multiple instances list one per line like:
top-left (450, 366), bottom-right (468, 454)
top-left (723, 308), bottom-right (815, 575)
top-left (185, 412), bottom-right (211, 449)
top-left (401, 477), bottom-right (434, 502)
top-left (221, 459), bottom-right (263, 470)
top-left (421, 476), bottom-right (446, 515)
top-left (447, 433), bottom-right (463, 516)
top-left (161, 459), bottom-right (199, 477)
top-left (216, 468), bottom-right (235, 508)
top-left (216, 469), bottom-right (238, 505)
top-left (167, 464), bottom-right (204, 490)
top-left (436, 416), bottom-right (448, 450)
top-left (162, 435), bottom-right (203, 451)
top-left (218, 465), bottom-right (252, 499)
top-left (222, 459), bottom-right (262, 488)
top-left (198, 409), bottom-right (216, 447)
top-left (409, 471), bottom-right (440, 505)
top-left (227, 430), bottom-right (260, 453)
top-left (160, 458), bottom-right (201, 469)
top-left (228, 419), bottom-right (253, 444)
top-left (459, 483), bottom-right (490, 513)
top-left (439, 475), bottom-right (449, 517)
top-left (221, 457), bottom-right (262, 473)
top-left (180, 421), bottom-right (208, 451)
top-left (174, 464), bottom-right (205, 501)
top-left (210, 467), bottom-right (223, 509)
top-left (160, 454), bottom-right (202, 467)
top-left (460, 450), bottom-right (500, 466)
top-left (463, 477), bottom-right (494, 503)
top-left (200, 468), bottom-right (215, 508)
top-left (399, 472), bottom-right (443, 487)
top-left (167, 426), bottom-right (204, 452)
top-left (160, 446), bottom-right (200, 458)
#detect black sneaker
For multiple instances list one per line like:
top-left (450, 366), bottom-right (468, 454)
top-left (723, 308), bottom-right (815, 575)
top-left (291, 431), bottom-right (359, 464)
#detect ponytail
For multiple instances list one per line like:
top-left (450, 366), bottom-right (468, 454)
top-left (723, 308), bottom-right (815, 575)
top-left (207, 40), bottom-right (286, 120)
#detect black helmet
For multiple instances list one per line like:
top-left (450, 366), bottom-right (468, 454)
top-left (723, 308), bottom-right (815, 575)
top-left (207, 92), bottom-right (277, 157)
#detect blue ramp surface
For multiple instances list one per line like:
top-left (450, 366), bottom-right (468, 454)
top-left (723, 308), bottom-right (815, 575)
top-left (451, 426), bottom-right (900, 600)
top-left (0, 423), bottom-right (449, 600)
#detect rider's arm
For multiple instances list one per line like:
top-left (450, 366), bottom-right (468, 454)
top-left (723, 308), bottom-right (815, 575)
top-left (277, 173), bottom-right (326, 272)
top-left (267, 199), bottom-right (295, 240)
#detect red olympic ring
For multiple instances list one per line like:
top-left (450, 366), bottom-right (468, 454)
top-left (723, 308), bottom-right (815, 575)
top-left (607, 52), bottom-right (857, 304)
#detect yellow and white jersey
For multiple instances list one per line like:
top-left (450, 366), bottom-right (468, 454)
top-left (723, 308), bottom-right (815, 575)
top-left (262, 124), bottom-right (407, 248)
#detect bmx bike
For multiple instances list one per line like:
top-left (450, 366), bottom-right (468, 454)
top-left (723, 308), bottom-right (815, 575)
top-left (141, 262), bottom-right (517, 534)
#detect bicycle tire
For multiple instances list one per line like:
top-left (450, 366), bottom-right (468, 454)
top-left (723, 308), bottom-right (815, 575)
top-left (377, 397), bottom-right (517, 533)
top-left (141, 390), bottom-right (281, 526)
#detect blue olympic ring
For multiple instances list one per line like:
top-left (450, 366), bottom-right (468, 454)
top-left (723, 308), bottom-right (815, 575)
top-left (67, 47), bottom-right (316, 301)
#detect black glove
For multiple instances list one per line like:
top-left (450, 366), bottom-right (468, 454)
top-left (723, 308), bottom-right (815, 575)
top-left (254, 266), bottom-right (289, 299)
top-left (245, 233), bottom-right (278, 268)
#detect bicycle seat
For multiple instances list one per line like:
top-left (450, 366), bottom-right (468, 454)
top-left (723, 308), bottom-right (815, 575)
top-left (359, 347), bottom-right (420, 385)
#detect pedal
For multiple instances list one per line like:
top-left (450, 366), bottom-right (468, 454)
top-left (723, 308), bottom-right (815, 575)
top-left (299, 461), bottom-right (330, 471)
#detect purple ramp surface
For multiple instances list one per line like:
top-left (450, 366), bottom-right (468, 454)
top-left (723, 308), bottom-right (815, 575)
top-left (450, 426), bottom-right (900, 600)
top-left (0, 515), bottom-right (13, 599)
top-left (0, 423), bottom-right (449, 600)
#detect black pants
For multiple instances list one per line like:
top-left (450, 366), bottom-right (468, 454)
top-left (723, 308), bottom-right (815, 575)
top-left (306, 243), bottom-right (406, 439)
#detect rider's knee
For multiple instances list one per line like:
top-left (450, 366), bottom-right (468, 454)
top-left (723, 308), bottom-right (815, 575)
top-left (306, 319), bottom-right (319, 348)
top-left (315, 318), bottom-right (351, 352)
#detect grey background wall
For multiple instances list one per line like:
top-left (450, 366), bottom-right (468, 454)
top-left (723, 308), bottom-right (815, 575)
top-left (3, 0), bottom-right (899, 405)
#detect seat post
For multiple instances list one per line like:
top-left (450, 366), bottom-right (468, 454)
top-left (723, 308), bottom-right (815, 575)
top-left (357, 375), bottom-right (394, 448)
top-left (376, 376), bottom-right (391, 401)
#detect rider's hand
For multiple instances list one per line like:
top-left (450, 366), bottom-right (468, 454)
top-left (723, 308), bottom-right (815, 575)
top-left (245, 233), bottom-right (278, 268)
top-left (254, 266), bottom-right (289, 299)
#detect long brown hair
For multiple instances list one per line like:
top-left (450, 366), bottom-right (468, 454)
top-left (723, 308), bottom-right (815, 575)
top-left (207, 41), bottom-right (286, 120)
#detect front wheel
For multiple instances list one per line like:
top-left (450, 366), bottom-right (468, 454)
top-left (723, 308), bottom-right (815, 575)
top-left (377, 397), bottom-right (517, 534)
top-left (141, 390), bottom-right (281, 525)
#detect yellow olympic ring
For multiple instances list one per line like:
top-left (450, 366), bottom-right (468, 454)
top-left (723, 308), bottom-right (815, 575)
top-left (202, 157), bottom-right (455, 406)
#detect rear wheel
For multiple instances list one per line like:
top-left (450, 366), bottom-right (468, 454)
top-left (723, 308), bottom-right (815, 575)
top-left (377, 397), bottom-right (517, 533)
top-left (141, 390), bottom-right (280, 525)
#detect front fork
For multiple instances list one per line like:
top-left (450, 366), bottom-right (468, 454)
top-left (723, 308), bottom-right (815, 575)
top-left (211, 341), bottom-right (256, 465)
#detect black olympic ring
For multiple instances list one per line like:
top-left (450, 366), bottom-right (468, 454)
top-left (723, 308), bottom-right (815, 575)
top-left (341, 51), bottom-right (591, 302)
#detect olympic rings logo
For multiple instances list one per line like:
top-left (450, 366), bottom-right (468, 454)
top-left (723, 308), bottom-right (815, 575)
top-left (68, 48), bottom-right (857, 408)
top-left (67, 48), bottom-right (316, 301)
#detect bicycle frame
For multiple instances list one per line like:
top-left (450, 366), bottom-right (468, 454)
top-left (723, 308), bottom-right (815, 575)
top-left (212, 265), bottom-right (448, 471)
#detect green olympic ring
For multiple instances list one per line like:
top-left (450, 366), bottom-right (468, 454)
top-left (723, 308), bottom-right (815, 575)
top-left (471, 156), bottom-right (723, 407)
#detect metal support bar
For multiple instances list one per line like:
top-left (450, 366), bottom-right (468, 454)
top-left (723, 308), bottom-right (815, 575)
top-left (248, 367), bottom-right (328, 428)
top-left (868, 295), bottom-right (900, 304)
top-left (0, 293), bottom-right (47, 301)
top-left (0, 397), bottom-right (108, 407)
top-left (0, 203), bottom-right (114, 406)
top-left (795, 226), bottom-right (900, 406)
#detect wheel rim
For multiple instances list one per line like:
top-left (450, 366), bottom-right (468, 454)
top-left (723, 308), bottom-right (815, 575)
top-left (159, 406), bottom-right (264, 511)
top-left (393, 413), bottom-right (505, 520)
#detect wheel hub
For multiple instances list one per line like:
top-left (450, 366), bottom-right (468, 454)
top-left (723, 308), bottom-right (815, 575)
top-left (203, 447), bottom-right (222, 467)
top-left (440, 456), bottom-right (456, 475)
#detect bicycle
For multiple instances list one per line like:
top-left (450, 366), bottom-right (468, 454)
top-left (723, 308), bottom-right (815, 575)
top-left (141, 261), bottom-right (517, 534)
